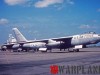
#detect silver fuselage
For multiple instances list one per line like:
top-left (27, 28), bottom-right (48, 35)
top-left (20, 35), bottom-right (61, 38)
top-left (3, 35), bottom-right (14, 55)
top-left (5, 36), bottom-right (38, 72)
top-left (71, 33), bottom-right (100, 46)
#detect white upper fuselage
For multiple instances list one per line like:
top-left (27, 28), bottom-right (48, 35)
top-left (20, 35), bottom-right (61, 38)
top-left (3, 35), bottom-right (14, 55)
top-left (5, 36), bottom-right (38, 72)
top-left (71, 33), bottom-right (100, 45)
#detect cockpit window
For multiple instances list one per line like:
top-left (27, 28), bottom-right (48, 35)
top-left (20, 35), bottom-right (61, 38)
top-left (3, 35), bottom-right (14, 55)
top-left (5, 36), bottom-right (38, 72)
top-left (89, 32), bottom-right (96, 34)
top-left (84, 32), bottom-right (96, 34)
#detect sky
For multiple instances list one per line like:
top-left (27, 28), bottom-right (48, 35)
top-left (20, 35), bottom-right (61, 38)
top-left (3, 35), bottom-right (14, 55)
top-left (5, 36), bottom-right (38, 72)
top-left (0, 0), bottom-right (100, 44)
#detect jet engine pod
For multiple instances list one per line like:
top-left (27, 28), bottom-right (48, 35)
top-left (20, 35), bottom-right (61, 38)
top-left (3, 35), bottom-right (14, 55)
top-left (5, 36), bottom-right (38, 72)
top-left (12, 44), bottom-right (20, 49)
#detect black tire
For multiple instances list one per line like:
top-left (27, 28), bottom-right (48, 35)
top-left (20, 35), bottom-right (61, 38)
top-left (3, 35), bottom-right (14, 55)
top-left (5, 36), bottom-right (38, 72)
top-left (73, 49), bottom-right (79, 52)
top-left (41, 50), bottom-right (47, 53)
top-left (76, 49), bottom-right (79, 52)
top-left (2, 48), bottom-right (6, 51)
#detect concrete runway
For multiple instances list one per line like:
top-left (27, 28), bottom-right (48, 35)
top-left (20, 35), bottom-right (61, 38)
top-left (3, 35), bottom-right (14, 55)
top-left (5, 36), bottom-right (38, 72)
top-left (0, 47), bottom-right (100, 75)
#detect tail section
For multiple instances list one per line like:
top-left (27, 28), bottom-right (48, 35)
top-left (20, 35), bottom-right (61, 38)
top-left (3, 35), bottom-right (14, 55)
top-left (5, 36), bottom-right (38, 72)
top-left (7, 34), bottom-right (17, 44)
top-left (12, 28), bottom-right (27, 43)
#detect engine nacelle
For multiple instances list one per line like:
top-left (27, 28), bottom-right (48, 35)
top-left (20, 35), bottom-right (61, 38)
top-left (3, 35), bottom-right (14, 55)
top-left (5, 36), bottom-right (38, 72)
top-left (23, 42), bottom-right (46, 49)
top-left (1, 45), bottom-right (7, 51)
top-left (12, 44), bottom-right (20, 49)
top-left (47, 39), bottom-right (63, 48)
top-left (1, 45), bottom-right (7, 49)
top-left (47, 42), bottom-right (60, 47)
top-left (23, 43), bottom-right (34, 48)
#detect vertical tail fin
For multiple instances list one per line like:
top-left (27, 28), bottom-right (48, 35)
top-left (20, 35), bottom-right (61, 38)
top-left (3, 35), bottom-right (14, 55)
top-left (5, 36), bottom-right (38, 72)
top-left (7, 34), bottom-right (17, 44)
top-left (12, 28), bottom-right (27, 43)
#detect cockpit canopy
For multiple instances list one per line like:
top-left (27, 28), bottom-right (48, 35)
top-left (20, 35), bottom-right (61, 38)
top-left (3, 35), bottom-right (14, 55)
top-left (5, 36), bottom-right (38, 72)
top-left (85, 32), bottom-right (96, 34)
top-left (88, 32), bottom-right (96, 34)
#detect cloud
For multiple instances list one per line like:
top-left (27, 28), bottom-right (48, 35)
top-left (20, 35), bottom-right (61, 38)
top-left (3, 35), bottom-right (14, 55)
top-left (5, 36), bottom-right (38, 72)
top-left (4, 0), bottom-right (29, 5)
top-left (79, 24), bottom-right (96, 29)
top-left (0, 18), bottom-right (9, 25)
top-left (4, 0), bottom-right (74, 8)
top-left (34, 0), bottom-right (64, 8)
top-left (66, 0), bottom-right (74, 5)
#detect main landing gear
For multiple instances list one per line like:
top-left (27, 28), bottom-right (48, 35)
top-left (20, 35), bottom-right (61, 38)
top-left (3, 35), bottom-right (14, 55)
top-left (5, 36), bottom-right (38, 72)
top-left (60, 48), bottom-right (79, 52)
top-left (73, 49), bottom-right (79, 52)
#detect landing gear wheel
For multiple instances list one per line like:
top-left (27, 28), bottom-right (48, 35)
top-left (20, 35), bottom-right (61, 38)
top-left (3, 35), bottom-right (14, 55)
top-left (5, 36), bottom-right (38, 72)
top-left (76, 49), bottom-right (79, 52)
top-left (17, 48), bottom-right (22, 52)
top-left (73, 49), bottom-right (79, 52)
top-left (41, 50), bottom-right (47, 53)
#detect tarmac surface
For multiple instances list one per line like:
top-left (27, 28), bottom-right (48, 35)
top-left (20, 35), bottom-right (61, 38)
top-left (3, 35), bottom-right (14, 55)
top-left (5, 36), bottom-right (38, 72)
top-left (0, 47), bottom-right (100, 75)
